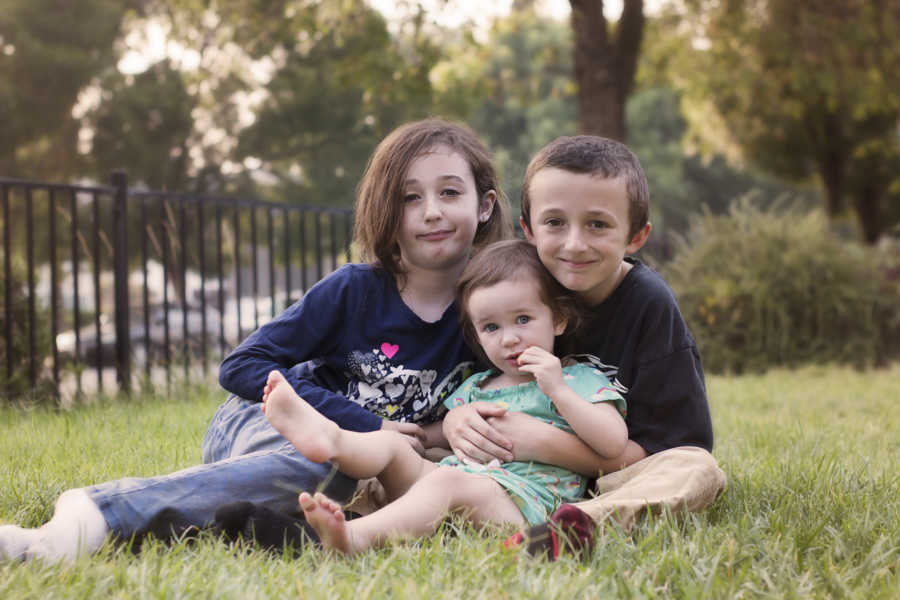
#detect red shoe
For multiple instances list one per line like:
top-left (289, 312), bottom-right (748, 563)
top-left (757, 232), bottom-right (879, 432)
top-left (502, 503), bottom-right (595, 560)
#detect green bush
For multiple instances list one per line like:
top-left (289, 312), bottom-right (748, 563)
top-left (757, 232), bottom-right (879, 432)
top-left (664, 197), bottom-right (899, 373)
top-left (873, 237), bottom-right (900, 359)
top-left (0, 257), bottom-right (54, 402)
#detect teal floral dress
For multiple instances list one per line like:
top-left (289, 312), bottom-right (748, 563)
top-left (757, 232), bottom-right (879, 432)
top-left (440, 363), bottom-right (625, 525)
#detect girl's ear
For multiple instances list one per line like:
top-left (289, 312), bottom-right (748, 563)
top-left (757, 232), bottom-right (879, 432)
top-left (554, 317), bottom-right (568, 337)
top-left (478, 190), bottom-right (497, 223)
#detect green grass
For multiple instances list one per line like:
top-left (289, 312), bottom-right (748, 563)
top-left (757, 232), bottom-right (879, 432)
top-left (2, 366), bottom-right (899, 599)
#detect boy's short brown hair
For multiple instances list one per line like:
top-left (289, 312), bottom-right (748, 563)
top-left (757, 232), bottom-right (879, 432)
top-left (521, 135), bottom-right (649, 238)
top-left (457, 239), bottom-right (582, 365)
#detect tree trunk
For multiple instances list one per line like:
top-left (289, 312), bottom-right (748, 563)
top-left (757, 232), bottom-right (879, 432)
top-left (0, 141), bottom-right (17, 177)
top-left (851, 185), bottom-right (883, 245)
top-left (815, 112), bottom-right (847, 217)
top-left (570, 0), bottom-right (644, 141)
top-left (818, 159), bottom-right (844, 218)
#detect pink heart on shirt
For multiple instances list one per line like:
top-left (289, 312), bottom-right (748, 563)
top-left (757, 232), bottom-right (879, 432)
top-left (380, 342), bottom-right (399, 358)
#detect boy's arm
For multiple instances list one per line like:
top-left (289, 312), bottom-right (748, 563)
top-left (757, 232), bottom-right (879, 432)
top-left (624, 346), bottom-right (713, 453)
top-left (442, 402), bottom-right (515, 463)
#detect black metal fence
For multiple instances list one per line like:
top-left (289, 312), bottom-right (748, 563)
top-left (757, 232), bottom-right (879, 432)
top-left (0, 173), bottom-right (354, 402)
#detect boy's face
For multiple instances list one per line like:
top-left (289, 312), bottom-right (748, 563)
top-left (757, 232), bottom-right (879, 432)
top-left (522, 168), bottom-right (649, 305)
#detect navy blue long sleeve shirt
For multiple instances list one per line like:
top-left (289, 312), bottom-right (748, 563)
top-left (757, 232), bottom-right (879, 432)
top-left (218, 264), bottom-right (477, 432)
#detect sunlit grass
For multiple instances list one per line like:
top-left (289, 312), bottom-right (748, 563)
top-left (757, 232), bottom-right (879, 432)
top-left (1, 365), bottom-right (898, 598)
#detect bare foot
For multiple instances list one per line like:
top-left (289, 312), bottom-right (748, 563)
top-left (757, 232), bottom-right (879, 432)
top-left (300, 492), bottom-right (357, 555)
top-left (262, 370), bottom-right (340, 463)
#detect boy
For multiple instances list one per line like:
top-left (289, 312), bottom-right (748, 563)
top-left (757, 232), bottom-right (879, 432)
top-left (443, 135), bottom-right (725, 554)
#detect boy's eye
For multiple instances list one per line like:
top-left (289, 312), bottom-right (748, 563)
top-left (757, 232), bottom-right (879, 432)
top-left (589, 220), bottom-right (610, 229)
top-left (515, 315), bottom-right (531, 325)
top-left (544, 218), bottom-right (563, 227)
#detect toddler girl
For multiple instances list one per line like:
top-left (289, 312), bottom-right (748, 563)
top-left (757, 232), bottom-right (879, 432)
top-left (262, 239), bottom-right (627, 554)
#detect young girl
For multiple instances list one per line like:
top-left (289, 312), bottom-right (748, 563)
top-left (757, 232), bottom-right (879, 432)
top-left (261, 239), bottom-right (628, 554)
top-left (0, 118), bottom-right (512, 563)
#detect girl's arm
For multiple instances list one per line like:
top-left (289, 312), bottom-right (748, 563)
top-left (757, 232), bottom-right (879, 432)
top-left (516, 347), bottom-right (629, 459)
top-left (488, 412), bottom-right (646, 476)
top-left (545, 388), bottom-right (628, 458)
top-left (219, 267), bottom-right (382, 432)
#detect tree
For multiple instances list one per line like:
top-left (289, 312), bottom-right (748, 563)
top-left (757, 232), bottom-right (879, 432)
top-left (569, 0), bottom-right (644, 140)
top-left (679, 0), bottom-right (900, 243)
top-left (627, 86), bottom-right (817, 262)
top-left (0, 0), bottom-right (127, 179)
top-left (86, 60), bottom-right (195, 191)
top-left (431, 6), bottom-right (577, 212)
top-left (236, 0), bottom-right (438, 207)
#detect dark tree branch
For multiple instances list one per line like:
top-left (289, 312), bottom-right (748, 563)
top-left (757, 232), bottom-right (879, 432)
top-left (569, 0), bottom-right (644, 140)
top-left (616, 0), bottom-right (645, 100)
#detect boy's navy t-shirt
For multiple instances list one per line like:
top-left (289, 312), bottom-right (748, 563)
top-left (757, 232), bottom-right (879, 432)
top-left (573, 259), bottom-right (714, 455)
top-left (218, 264), bottom-right (477, 433)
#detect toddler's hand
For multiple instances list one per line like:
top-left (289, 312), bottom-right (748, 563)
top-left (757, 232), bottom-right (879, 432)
top-left (516, 346), bottom-right (565, 397)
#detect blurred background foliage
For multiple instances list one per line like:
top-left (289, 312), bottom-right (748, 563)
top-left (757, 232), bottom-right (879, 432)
top-left (665, 200), bottom-right (899, 373)
top-left (1, 0), bottom-right (898, 371)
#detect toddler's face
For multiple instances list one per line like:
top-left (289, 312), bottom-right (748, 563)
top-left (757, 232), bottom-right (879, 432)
top-left (468, 276), bottom-right (565, 384)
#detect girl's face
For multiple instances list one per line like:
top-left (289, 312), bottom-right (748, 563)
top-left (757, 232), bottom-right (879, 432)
top-left (397, 146), bottom-right (495, 275)
top-left (467, 276), bottom-right (566, 384)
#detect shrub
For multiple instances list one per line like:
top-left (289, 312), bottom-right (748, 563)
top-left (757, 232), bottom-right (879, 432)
top-left (664, 197), bottom-right (899, 373)
top-left (0, 257), bottom-right (54, 402)
top-left (873, 237), bottom-right (900, 359)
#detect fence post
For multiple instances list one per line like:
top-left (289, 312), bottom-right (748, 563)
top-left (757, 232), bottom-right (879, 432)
top-left (111, 171), bottom-right (131, 394)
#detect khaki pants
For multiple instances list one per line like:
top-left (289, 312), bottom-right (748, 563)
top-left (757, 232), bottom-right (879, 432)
top-left (574, 446), bottom-right (727, 532)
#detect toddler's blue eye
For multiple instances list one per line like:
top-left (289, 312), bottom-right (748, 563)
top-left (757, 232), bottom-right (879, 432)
top-left (515, 315), bottom-right (531, 325)
top-left (483, 323), bottom-right (499, 332)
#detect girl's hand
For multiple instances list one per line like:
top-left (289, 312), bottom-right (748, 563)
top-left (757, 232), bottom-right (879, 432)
top-left (515, 346), bottom-right (565, 397)
top-left (442, 402), bottom-right (514, 465)
top-left (381, 420), bottom-right (427, 456)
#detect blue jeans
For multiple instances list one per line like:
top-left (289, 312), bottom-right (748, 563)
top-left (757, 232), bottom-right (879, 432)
top-left (86, 394), bottom-right (357, 538)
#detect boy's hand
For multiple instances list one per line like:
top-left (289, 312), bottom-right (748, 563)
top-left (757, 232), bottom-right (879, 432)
top-left (485, 411), bottom-right (553, 463)
top-left (516, 346), bottom-right (566, 398)
top-left (443, 402), bottom-right (514, 465)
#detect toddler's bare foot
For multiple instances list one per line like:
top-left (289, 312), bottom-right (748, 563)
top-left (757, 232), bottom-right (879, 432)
top-left (262, 370), bottom-right (340, 463)
top-left (299, 492), bottom-right (357, 555)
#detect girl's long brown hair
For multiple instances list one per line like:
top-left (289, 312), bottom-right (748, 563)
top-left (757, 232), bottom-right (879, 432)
top-left (354, 118), bottom-right (512, 282)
